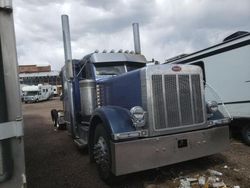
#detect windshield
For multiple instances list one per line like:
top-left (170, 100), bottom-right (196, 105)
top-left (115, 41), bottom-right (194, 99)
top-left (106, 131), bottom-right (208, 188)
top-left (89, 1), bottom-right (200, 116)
top-left (26, 91), bottom-right (38, 96)
top-left (94, 63), bottom-right (145, 79)
top-left (95, 65), bottom-right (126, 78)
top-left (127, 64), bottom-right (145, 71)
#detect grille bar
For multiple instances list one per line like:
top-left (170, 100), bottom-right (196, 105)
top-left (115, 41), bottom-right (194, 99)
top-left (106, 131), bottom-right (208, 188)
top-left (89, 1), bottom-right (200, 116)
top-left (152, 75), bottom-right (166, 129)
top-left (151, 74), bottom-right (204, 130)
top-left (179, 75), bottom-right (193, 125)
top-left (191, 75), bottom-right (204, 123)
top-left (164, 75), bottom-right (180, 127)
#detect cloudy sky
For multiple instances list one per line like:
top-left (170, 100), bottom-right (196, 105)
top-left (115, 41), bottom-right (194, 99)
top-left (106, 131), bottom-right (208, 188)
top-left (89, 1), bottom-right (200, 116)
top-left (13, 0), bottom-right (250, 71)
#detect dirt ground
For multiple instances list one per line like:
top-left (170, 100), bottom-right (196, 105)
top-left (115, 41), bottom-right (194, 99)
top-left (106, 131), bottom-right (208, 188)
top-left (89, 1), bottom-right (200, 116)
top-left (23, 98), bottom-right (250, 188)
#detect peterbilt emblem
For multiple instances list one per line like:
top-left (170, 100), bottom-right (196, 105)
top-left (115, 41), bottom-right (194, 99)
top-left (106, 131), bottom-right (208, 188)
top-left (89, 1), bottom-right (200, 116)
top-left (172, 65), bottom-right (182, 72)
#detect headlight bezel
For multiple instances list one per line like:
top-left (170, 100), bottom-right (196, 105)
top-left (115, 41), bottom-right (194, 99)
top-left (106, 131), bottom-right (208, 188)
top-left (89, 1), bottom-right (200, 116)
top-left (130, 106), bottom-right (147, 128)
top-left (207, 100), bottom-right (219, 114)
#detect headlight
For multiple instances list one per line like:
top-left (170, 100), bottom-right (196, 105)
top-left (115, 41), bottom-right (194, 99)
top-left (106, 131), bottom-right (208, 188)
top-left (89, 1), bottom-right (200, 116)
top-left (207, 101), bottom-right (218, 114)
top-left (130, 106), bottom-right (146, 128)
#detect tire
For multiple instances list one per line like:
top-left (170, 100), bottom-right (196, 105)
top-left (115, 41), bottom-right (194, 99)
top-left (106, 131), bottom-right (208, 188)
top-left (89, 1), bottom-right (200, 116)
top-left (56, 120), bottom-right (60, 129)
top-left (51, 109), bottom-right (59, 129)
top-left (56, 120), bottom-right (66, 130)
top-left (51, 109), bottom-right (57, 122)
top-left (241, 125), bottom-right (250, 146)
top-left (92, 124), bottom-right (119, 184)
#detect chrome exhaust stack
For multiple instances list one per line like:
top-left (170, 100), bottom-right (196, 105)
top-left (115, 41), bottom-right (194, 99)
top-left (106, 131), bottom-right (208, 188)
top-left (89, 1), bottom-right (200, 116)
top-left (132, 23), bottom-right (141, 54)
top-left (61, 15), bottom-right (77, 137)
top-left (61, 15), bottom-right (73, 79)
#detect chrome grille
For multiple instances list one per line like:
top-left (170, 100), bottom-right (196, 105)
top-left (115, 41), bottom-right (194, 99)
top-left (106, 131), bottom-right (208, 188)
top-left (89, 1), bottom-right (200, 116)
top-left (151, 74), bottom-right (204, 130)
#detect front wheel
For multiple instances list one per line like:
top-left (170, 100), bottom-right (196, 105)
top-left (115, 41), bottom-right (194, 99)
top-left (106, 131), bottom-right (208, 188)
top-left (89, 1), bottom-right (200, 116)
top-left (93, 124), bottom-right (118, 184)
top-left (241, 125), bottom-right (250, 146)
top-left (51, 109), bottom-right (65, 130)
top-left (55, 118), bottom-right (66, 130)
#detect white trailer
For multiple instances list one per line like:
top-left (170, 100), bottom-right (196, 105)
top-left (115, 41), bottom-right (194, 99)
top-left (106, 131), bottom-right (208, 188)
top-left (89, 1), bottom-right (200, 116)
top-left (0, 1), bottom-right (26, 187)
top-left (22, 84), bottom-right (53, 103)
top-left (165, 31), bottom-right (250, 145)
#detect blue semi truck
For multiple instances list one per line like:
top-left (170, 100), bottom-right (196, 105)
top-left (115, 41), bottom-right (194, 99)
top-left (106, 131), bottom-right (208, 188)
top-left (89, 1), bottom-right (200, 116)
top-left (53, 15), bottom-right (230, 184)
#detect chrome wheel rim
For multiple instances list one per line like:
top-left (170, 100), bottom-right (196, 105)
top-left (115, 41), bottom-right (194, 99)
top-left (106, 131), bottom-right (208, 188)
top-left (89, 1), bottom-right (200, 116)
top-left (93, 137), bottom-right (109, 171)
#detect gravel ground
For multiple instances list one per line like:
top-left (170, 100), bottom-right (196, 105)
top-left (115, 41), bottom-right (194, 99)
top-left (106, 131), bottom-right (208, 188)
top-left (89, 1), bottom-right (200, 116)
top-left (23, 98), bottom-right (250, 188)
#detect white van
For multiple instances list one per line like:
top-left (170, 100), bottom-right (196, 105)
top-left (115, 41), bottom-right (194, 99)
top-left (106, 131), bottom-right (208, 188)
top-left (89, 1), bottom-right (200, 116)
top-left (22, 84), bottom-right (53, 103)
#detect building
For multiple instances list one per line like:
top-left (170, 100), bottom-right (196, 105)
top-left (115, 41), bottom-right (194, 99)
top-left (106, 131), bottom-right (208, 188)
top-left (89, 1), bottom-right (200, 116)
top-left (19, 64), bottom-right (51, 73)
top-left (18, 65), bottom-right (61, 86)
top-left (19, 71), bottom-right (61, 85)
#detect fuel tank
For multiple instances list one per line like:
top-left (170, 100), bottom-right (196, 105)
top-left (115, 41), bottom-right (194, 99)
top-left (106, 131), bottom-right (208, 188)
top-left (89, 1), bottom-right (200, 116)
top-left (79, 79), bottom-right (96, 116)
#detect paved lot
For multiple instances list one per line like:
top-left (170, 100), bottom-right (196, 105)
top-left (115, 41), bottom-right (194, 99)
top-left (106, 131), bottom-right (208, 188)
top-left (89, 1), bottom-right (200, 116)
top-left (23, 98), bottom-right (250, 188)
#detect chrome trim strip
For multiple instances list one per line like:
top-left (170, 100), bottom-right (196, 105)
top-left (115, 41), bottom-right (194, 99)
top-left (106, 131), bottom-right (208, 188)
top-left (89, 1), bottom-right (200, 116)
top-left (0, 121), bottom-right (23, 140)
top-left (162, 75), bottom-right (168, 127)
top-left (200, 76), bottom-right (207, 122)
top-left (176, 75), bottom-right (182, 124)
top-left (189, 75), bottom-right (195, 123)
top-left (112, 130), bottom-right (148, 140)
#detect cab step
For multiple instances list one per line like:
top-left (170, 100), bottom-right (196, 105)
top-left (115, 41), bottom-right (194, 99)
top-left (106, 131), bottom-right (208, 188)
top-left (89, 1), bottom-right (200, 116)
top-left (74, 138), bottom-right (87, 148)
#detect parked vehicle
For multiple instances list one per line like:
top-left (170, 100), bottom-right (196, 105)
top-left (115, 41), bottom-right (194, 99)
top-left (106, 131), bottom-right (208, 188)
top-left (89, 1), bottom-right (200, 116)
top-left (165, 31), bottom-right (250, 145)
top-left (0, 1), bottom-right (26, 187)
top-left (53, 15), bottom-right (230, 184)
top-left (52, 85), bottom-right (59, 96)
top-left (22, 84), bottom-right (53, 103)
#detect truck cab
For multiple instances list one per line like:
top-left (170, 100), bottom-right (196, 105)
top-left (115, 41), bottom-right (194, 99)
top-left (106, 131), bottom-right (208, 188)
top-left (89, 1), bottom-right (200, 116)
top-left (60, 50), bottom-right (230, 183)
top-left (57, 15), bottom-right (230, 184)
top-left (61, 52), bottom-right (146, 134)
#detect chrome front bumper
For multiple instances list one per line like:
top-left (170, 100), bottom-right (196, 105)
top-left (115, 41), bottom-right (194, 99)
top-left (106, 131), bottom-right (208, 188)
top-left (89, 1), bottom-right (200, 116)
top-left (110, 125), bottom-right (229, 176)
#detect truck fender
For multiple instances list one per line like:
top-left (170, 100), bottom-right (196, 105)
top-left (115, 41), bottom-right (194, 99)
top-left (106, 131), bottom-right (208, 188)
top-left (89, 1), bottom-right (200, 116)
top-left (89, 106), bottom-right (136, 138)
top-left (88, 106), bottom-right (135, 161)
top-left (208, 110), bottom-right (225, 120)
